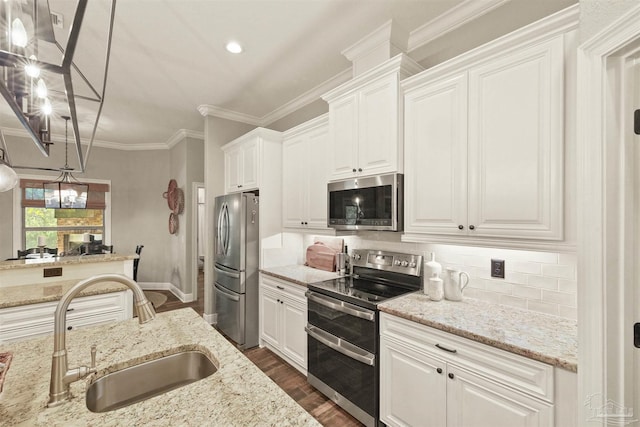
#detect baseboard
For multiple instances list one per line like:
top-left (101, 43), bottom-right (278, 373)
top-left (139, 282), bottom-right (171, 291)
top-left (203, 313), bottom-right (217, 325)
top-left (139, 282), bottom-right (194, 304)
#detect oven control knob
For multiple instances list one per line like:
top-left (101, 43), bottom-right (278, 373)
top-left (401, 260), bottom-right (409, 267)
top-left (394, 260), bottom-right (401, 266)
top-left (353, 254), bottom-right (361, 260)
top-left (409, 262), bottom-right (416, 268)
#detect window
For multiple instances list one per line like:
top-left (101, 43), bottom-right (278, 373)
top-left (24, 207), bottom-right (104, 253)
top-left (19, 178), bottom-right (110, 254)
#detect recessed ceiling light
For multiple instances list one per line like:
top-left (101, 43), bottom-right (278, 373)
top-left (225, 41), bottom-right (242, 54)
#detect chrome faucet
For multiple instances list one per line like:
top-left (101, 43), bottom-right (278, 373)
top-left (47, 274), bottom-right (156, 407)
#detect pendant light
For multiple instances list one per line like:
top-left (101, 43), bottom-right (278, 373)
top-left (0, 147), bottom-right (18, 192)
top-left (43, 116), bottom-right (88, 209)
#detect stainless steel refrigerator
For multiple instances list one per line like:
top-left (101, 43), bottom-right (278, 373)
top-left (214, 193), bottom-right (259, 349)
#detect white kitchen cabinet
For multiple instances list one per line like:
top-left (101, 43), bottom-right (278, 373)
top-left (403, 34), bottom-right (565, 243)
top-left (323, 54), bottom-right (422, 181)
top-left (282, 114), bottom-right (332, 230)
top-left (222, 128), bottom-right (282, 194)
top-left (259, 274), bottom-right (307, 374)
top-left (0, 290), bottom-right (133, 344)
top-left (379, 313), bottom-right (575, 427)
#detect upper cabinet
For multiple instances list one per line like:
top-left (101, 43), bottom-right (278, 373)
top-left (222, 128), bottom-right (282, 194)
top-left (282, 115), bottom-right (332, 230)
top-left (403, 26), bottom-right (571, 245)
top-left (323, 54), bottom-right (423, 181)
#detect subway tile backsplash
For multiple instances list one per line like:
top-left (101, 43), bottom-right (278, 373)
top-left (332, 234), bottom-right (578, 321)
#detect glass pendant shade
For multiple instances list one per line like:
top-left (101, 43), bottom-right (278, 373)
top-left (11, 19), bottom-right (28, 48)
top-left (0, 163), bottom-right (18, 192)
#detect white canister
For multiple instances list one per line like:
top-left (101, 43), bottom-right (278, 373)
top-left (424, 252), bottom-right (442, 279)
top-left (428, 274), bottom-right (444, 301)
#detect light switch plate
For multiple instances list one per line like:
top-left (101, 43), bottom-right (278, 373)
top-left (491, 259), bottom-right (505, 279)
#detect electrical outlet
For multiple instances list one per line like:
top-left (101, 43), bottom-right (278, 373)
top-left (491, 259), bottom-right (505, 279)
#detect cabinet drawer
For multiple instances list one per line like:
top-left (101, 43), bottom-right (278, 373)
top-left (380, 313), bottom-right (554, 402)
top-left (260, 275), bottom-right (307, 302)
top-left (0, 291), bottom-right (130, 341)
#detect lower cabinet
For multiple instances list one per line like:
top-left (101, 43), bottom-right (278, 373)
top-left (259, 274), bottom-right (307, 374)
top-left (0, 290), bottom-right (133, 344)
top-left (380, 313), bottom-right (576, 427)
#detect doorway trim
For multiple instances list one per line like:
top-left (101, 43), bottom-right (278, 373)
top-left (191, 182), bottom-right (204, 304)
top-left (577, 4), bottom-right (640, 425)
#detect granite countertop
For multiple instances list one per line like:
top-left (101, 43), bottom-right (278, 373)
top-left (379, 293), bottom-right (578, 372)
top-left (0, 254), bottom-right (138, 272)
top-left (0, 280), bottom-right (129, 309)
top-left (260, 264), bottom-right (340, 286)
top-left (0, 308), bottom-right (320, 426)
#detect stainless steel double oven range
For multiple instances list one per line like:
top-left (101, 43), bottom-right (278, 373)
top-left (305, 249), bottom-right (423, 427)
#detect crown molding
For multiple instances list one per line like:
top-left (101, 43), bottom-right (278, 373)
top-left (166, 129), bottom-right (204, 149)
top-left (197, 104), bottom-right (262, 126)
top-left (407, 0), bottom-right (511, 51)
top-left (283, 113), bottom-right (328, 139)
top-left (260, 69), bottom-right (350, 125)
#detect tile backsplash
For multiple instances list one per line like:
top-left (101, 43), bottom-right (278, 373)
top-left (290, 232), bottom-right (577, 321)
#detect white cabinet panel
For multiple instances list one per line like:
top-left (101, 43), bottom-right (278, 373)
top-left (403, 35), bottom-right (564, 242)
top-left (259, 274), bottom-right (307, 374)
top-left (0, 291), bottom-right (133, 344)
top-left (405, 72), bottom-right (468, 235)
top-left (447, 365), bottom-right (553, 427)
top-left (380, 313), bottom-right (565, 427)
top-left (329, 95), bottom-right (359, 180)
top-left (282, 115), bottom-right (331, 230)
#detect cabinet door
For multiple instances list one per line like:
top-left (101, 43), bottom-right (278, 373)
top-left (240, 138), bottom-right (259, 190)
top-left (357, 75), bottom-right (399, 177)
top-left (259, 287), bottom-right (281, 348)
top-left (280, 296), bottom-right (307, 371)
top-left (329, 94), bottom-right (359, 180)
top-left (282, 136), bottom-right (307, 228)
top-left (467, 36), bottom-right (563, 240)
top-left (404, 72), bottom-right (468, 235)
top-left (224, 147), bottom-right (242, 193)
top-left (380, 336), bottom-right (447, 427)
top-left (446, 365), bottom-right (553, 427)
top-left (306, 124), bottom-right (330, 228)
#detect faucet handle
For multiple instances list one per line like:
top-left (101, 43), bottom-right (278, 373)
top-left (90, 344), bottom-right (97, 370)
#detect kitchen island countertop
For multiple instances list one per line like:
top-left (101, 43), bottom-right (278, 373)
top-left (260, 264), bottom-right (340, 286)
top-left (0, 308), bottom-right (320, 426)
top-left (0, 253), bottom-right (137, 272)
top-left (379, 293), bottom-right (577, 372)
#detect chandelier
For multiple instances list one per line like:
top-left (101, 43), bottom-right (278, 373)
top-left (0, 0), bottom-right (116, 190)
top-left (44, 115), bottom-right (87, 209)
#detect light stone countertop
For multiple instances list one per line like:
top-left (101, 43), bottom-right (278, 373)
top-left (0, 254), bottom-right (138, 272)
top-left (0, 308), bottom-right (321, 427)
top-left (379, 292), bottom-right (578, 372)
top-left (0, 280), bottom-right (129, 309)
top-left (260, 264), bottom-right (340, 286)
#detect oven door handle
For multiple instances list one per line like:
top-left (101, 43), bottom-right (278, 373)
top-left (305, 291), bottom-right (375, 321)
top-left (305, 326), bottom-right (375, 366)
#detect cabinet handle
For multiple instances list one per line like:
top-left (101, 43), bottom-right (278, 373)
top-left (237, 185), bottom-right (243, 188)
top-left (67, 326), bottom-right (73, 331)
top-left (469, 225), bottom-right (475, 230)
top-left (448, 373), bottom-right (455, 380)
top-left (304, 222), bottom-right (308, 225)
top-left (66, 308), bottom-right (75, 312)
top-left (436, 368), bottom-right (443, 374)
top-left (276, 286), bottom-right (285, 290)
top-left (435, 343), bottom-right (458, 354)
top-left (301, 221), bottom-right (304, 225)
top-left (352, 168), bottom-right (357, 172)
top-left (458, 225), bottom-right (464, 230)
top-left (358, 168), bottom-right (362, 172)
top-left (281, 301), bottom-right (284, 304)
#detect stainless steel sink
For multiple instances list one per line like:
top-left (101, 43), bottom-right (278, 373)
top-left (86, 350), bottom-right (217, 413)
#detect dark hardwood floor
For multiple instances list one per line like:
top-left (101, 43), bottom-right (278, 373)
top-left (153, 268), bottom-right (364, 427)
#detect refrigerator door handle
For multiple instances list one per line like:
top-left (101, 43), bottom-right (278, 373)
top-left (216, 202), bottom-right (225, 256)
top-left (222, 202), bottom-right (230, 255)
top-left (214, 265), bottom-right (241, 279)
top-left (214, 282), bottom-right (241, 302)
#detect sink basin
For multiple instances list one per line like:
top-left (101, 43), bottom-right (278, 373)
top-left (86, 350), bottom-right (217, 413)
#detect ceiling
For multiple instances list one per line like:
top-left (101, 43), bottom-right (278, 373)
top-left (0, 0), bottom-right (574, 152)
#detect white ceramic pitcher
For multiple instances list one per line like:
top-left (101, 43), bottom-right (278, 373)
top-left (444, 268), bottom-right (470, 301)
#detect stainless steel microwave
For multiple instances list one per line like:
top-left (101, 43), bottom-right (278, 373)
top-left (327, 173), bottom-right (403, 231)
